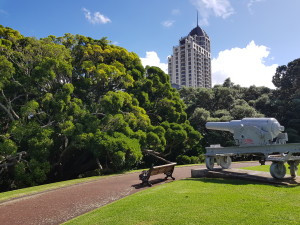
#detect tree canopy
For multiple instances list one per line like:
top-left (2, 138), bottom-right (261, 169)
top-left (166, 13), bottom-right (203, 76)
top-left (0, 26), bottom-right (202, 191)
top-left (180, 63), bottom-right (300, 147)
top-left (1, 25), bottom-right (299, 191)
top-left (272, 58), bottom-right (300, 142)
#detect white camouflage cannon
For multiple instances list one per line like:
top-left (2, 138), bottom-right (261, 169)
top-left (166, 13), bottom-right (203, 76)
top-left (206, 118), bottom-right (287, 146)
top-left (205, 118), bottom-right (300, 179)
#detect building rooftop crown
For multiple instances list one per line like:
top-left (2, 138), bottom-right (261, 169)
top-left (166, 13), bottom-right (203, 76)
top-left (189, 25), bottom-right (208, 38)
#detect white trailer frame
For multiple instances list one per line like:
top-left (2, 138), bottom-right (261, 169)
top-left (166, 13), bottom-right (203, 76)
top-left (205, 143), bottom-right (300, 179)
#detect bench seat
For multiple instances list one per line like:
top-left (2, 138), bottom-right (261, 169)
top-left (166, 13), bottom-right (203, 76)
top-left (139, 163), bottom-right (176, 187)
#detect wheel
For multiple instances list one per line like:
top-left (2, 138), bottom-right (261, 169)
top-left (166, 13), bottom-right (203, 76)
top-left (270, 162), bottom-right (286, 179)
top-left (288, 161), bottom-right (299, 178)
top-left (205, 157), bottom-right (214, 170)
top-left (219, 156), bottom-right (232, 169)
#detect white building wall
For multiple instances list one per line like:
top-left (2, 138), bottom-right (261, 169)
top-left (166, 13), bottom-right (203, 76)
top-left (168, 43), bottom-right (211, 88)
top-left (168, 28), bottom-right (211, 88)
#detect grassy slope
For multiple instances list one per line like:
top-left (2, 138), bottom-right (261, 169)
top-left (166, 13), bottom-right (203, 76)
top-left (241, 164), bottom-right (291, 175)
top-left (0, 165), bottom-right (196, 202)
top-left (0, 176), bottom-right (106, 202)
top-left (65, 178), bottom-right (300, 225)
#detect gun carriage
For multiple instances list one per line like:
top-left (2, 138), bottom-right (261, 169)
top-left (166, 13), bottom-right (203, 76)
top-left (205, 118), bottom-right (300, 179)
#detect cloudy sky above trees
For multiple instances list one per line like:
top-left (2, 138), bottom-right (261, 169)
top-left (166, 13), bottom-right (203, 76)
top-left (1, 0), bottom-right (299, 88)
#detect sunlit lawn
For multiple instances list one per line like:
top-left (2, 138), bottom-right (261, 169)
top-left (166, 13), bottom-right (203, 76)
top-left (0, 176), bottom-right (106, 202)
top-left (0, 165), bottom-right (200, 202)
top-left (65, 178), bottom-right (300, 225)
top-left (241, 164), bottom-right (291, 175)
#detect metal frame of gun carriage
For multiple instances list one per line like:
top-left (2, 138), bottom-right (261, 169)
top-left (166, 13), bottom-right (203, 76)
top-left (204, 118), bottom-right (300, 179)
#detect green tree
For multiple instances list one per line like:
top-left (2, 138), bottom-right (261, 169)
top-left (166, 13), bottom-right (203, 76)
top-left (272, 58), bottom-right (300, 141)
top-left (0, 26), bottom-right (203, 190)
top-left (180, 79), bottom-right (265, 148)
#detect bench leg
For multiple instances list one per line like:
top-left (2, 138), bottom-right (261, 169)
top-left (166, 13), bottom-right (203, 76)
top-left (140, 171), bottom-right (152, 187)
top-left (140, 178), bottom-right (152, 187)
top-left (165, 172), bottom-right (175, 180)
top-left (167, 175), bottom-right (175, 180)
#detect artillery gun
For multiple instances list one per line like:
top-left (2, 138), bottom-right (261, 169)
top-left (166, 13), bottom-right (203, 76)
top-left (205, 118), bottom-right (300, 179)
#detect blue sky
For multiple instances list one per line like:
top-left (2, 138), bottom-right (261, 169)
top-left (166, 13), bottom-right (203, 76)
top-left (1, 0), bottom-right (299, 88)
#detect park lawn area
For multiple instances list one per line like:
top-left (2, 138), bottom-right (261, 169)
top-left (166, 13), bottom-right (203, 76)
top-left (240, 164), bottom-right (271, 172)
top-left (0, 175), bottom-right (106, 202)
top-left (0, 165), bottom-right (194, 202)
top-left (65, 178), bottom-right (300, 225)
top-left (241, 164), bottom-right (291, 175)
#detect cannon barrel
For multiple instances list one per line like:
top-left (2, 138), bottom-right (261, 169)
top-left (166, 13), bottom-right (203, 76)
top-left (206, 122), bottom-right (233, 133)
top-left (206, 120), bottom-right (242, 133)
top-left (206, 118), bottom-right (287, 147)
top-left (206, 118), bottom-right (285, 141)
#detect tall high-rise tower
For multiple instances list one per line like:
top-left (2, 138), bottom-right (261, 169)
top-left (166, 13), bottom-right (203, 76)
top-left (168, 19), bottom-right (211, 88)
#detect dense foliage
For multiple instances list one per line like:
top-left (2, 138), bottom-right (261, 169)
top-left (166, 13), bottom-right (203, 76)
top-left (0, 26), bottom-right (202, 191)
top-left (0, 25), bottom-right (299, 191)
top-left (180, 58), bottom-right (300, 147)
top-left (272, 58), bottom-right (300, 142)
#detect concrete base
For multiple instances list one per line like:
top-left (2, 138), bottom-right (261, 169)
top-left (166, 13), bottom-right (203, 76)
top-left (191, 168), bottom-right (300, 186)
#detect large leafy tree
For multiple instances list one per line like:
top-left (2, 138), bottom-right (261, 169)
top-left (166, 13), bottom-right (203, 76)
top-left (179, 79), bottom-right (264, 147)
top-left (128, 66), bottom-right (202, 162)
top-left (0, 26), bottom-right (202, 190)
top-left (0, 26), bottom-right (73, 188)
top-left (272, 58), bottom-right (300, 142)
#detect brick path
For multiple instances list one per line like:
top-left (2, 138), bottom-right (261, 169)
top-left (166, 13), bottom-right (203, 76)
top-left (0, 162), bottom-right (259, 225)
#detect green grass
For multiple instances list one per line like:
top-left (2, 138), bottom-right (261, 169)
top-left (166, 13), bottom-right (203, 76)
top-left (0, 165), bottom-right (197, 202)
top-left (0, 166), bottom-right (156, 202)
top-left (241, 164), bottom-right (291, 175)
top-left (64, 178), bottom-right (300, 225)
top-left (0, 175), bottom-right (107, 202)
top-left (241, 164), bottom-right (271, 172)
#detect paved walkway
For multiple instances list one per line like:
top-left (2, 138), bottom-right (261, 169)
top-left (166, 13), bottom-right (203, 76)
top-left (0, 162), bottom-right (259, 225)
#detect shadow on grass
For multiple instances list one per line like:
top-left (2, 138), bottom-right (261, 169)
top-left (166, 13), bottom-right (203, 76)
top-left (184, 177), bottom-right (299, 188)
top-left (132, 178), bottom-right (175, 189)
top-left (190, 167), bottom-right (300, 187)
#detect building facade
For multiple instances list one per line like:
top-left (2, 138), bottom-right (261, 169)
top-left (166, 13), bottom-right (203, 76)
top-left (168, 25), bottom-right (211, 88)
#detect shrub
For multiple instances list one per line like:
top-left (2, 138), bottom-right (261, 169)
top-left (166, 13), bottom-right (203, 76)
top-left (176, 155), bottom-right (191, 165)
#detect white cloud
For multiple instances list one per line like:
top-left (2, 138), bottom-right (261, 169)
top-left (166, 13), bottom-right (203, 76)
top-left (83, 8), bottom-right (111, 24)
top-left (140, 51), bottom-right (168, 73)
top-left (161, 20), bottom-right (175, 28)
top-left (212, 41), bottom-right (278, 88)
top-left (247, 0), bottom-right (265, 14)
top-left (190, 0), bottom-right (234, 25)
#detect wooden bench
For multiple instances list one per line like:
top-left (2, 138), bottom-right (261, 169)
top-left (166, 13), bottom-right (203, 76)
top-left (139, 163), bottom-right (176, 187)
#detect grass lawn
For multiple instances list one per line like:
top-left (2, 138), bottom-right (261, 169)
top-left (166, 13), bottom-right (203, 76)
top-left (241, 164), bottom-right (272, 172)
top-left (64, 178), bottom-right (300, 225)
top-left (0, 175), bottom-right (106, 202)
top-left (241, 164), bottom-right (291, 175)
top-left (0, 165), bottom-right (199, 202)
top-left (0, 165), bottom-right (197, 202)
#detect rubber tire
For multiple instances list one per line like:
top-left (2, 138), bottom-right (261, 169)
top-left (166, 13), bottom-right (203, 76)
top-left (220, 156), bottom-right (232, 169)
top-left (206, 157), bottom-right (214, 170)
top-left (270, 162), bottom-right (286, 179)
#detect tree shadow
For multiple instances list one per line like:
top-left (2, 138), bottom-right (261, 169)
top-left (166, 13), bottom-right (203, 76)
top-left (187, 169), bottom-right (300, 188)
top-left (132, 178), bottom-right (174, 189)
